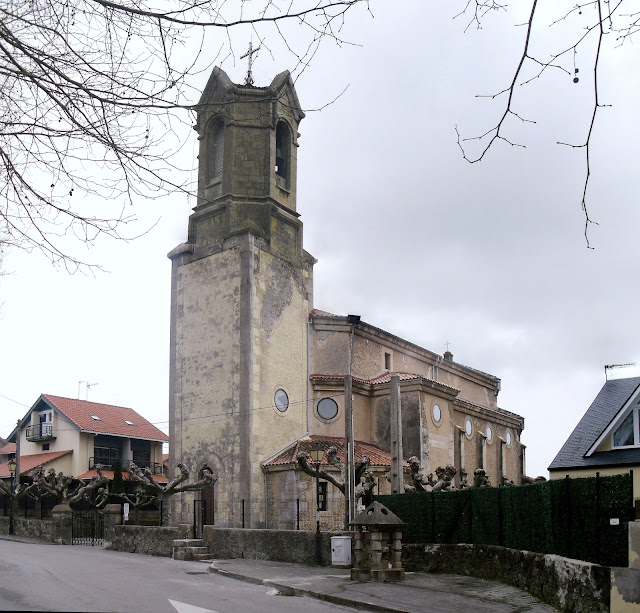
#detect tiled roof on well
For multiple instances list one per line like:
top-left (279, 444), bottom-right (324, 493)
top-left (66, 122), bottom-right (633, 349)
top-left (0, 449), bottom-right (73, 477)
top-left (549, 376), bottom-right (640, 470)
top-left (42, 395), bottom-right (169, 442)
top-left (265, 434), bottom-right (408, 468)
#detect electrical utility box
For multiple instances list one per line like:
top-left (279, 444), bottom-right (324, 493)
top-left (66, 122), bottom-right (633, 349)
top-left (331, 536), bottom-right (352, 567)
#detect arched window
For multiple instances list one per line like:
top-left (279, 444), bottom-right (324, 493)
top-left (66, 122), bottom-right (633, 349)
top-left (212, 121), bottom-right (224, 179)
top-left (275, 121), bottom-right (290, 187)
top-left (206, 119), bottom-right (224, 184)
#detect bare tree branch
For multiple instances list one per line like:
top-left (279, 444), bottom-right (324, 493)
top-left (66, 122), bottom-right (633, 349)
top-left (0, 0), bottom-right (369, 270)
top-left (454, 0), bottom-right (631, 246)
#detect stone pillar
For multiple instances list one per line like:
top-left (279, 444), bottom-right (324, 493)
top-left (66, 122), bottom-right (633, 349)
top-left (178, 524), bottom-right (194, 539)
top-left (629, 520), bottom-right (640, 570)
top-left (390, 375), bottom-right (404, 494)
top-left (102, 504), bottom-right (122, 549)
top-left (51, 504), bottom-right (73, 545)
top-left (390, 530), bottom-right (403, 569)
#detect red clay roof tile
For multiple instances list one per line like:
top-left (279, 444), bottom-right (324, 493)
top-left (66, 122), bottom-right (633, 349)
top-left (42, 395), bottom-right (168, 441)
top-left (77, 468), bottom-right (168, 483)
top-left (265, 434), bottom-right (408, 468)
top-left (0, 449), bottom-right (73, 477)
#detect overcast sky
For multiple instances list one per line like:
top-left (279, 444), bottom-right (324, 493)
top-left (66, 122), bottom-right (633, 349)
top-left (1, 1), bottom-right (638, 479)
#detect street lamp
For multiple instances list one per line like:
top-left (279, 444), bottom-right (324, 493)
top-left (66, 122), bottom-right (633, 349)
top-left (310, 442), bottom-right (325, 565)
top-left (7, 458), bottom-right (16, 535)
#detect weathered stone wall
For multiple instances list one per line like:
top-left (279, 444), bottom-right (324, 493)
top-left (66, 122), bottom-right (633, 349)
top-left (0, 516), bottom-right (53, 541)
top-left (106, 525), bottom-right (181, 557)
top-left (203, 526), bottom-right (338, 566)
top-left (403, 543), bottom-right (610, 613)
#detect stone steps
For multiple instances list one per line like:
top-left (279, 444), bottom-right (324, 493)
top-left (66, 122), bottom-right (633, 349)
top-left (172, 538), bottom-right (210, 561)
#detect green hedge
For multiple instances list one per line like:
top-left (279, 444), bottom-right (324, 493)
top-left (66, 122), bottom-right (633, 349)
top-left (376, 472), bottom-right (633, 567)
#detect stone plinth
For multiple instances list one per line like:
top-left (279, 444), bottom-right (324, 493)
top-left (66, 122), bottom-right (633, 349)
top-left (51, 504), bottom-right (73, 545)
top-left (349, 501), bottom-right (405, 582)
top-left (102, 504), bottom-right (122, 549)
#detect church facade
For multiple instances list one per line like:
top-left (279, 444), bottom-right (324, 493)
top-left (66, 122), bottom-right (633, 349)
top-left (168, 67), bottom-right (525, 528)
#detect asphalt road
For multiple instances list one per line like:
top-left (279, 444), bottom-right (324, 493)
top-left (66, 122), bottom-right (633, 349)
top-left (0, 539), bottom-right (357, 613)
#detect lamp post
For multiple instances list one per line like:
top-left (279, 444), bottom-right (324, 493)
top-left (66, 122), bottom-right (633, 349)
top-left (8, 458), bottom-right (16, 535)
top-left (310, 442), bottom-right (325, 565)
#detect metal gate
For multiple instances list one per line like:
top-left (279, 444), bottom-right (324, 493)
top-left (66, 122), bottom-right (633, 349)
top-left (72, 508), bottom-right (104, 546)
top-left (193, 498), bottom-right (215, 538)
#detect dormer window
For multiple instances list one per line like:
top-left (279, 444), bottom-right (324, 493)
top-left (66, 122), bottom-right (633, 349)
top-left (275, 121), bottom-right (290, 188)
top-left (90, 414), bottom-right (102, 421)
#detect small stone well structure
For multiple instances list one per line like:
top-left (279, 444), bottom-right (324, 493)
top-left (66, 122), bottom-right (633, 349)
top-left (349, 501), bottom-right (405, 582)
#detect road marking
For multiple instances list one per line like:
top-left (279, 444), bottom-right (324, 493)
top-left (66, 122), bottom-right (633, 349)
top-left (168, 599), bottom-right (217, 613)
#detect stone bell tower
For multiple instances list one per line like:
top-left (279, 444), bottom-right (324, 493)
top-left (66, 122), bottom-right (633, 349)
top-left (168, 67), bottom-right (315, 527)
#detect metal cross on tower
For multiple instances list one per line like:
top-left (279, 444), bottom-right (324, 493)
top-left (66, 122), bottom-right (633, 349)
top-left (240, 41), bottom-right (261, 86)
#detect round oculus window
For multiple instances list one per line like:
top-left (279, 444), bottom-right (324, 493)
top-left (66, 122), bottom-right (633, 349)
top-left (317, 397), bottom-right (338, 421)
top-left (506, 430), bottom-right (512, 446)
top-left (465, 419), bottom-right (473, 437)
top-left (432, 404), bottom-right (441, 423)
top-left (486, 425), bottom-right (493, 442)
top-left (274, 389), bottom-right (289, 412)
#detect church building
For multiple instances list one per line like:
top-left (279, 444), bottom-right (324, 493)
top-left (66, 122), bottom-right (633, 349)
top-left (168, 67), bottom-right (525, 529)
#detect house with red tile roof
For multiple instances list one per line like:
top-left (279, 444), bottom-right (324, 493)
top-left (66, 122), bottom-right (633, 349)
top-left (3, 395), bottom-right (168, 483)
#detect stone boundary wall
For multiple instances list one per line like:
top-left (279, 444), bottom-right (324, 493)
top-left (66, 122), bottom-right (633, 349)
top-left (0, 516), bottom-right (53, 541)
top-left (203, 527), bottom-right (338, 566)
top-left (107, 525), bottom-right (181, 557)
top-left (403, 543), bottom-right (610, 613)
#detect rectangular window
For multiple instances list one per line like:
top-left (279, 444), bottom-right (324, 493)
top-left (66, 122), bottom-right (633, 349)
top-left (42, 443), bottom-right (49, 451)
top-left (132, 450), bottom-right (151, 468)
top-left (94, 447), bottom-right (119, 467)
top-left (385, 352), bottom-right (391, 370)
top-left (317, 481), bottom-right (328, 512)
top-left (613, 409), bottom-right (638, 447)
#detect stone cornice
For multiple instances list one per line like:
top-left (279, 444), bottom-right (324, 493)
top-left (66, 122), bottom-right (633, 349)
top-left (453, 398), bottom-right (524, 430)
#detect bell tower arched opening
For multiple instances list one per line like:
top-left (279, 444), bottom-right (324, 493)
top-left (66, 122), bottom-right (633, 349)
top-left (275, 121), bottom-right (291, 190)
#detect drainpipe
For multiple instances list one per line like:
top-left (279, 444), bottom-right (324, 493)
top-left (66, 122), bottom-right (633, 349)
top-left (261, 462), bottom-right (268, 529)
top-left (307, 317), bottom-right (312, 433)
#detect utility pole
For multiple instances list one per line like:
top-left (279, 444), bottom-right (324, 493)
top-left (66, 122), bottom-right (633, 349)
top-left (344, 315), bottom-right (359, 529)
top-left (344, 374), bottom-right (354, 529)
top-left (390, 375), bottom-right (404, 494)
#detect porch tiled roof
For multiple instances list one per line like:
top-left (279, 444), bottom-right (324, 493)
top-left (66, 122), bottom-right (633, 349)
top-left (42, 394), bottom-right (168, 441)
top-left (0, 449), bottom-right (73, 477)
top-left (0, 442), bottom-right (16, 454)
top-left (77, 468), bottom-right (168, 483)
top-left (265, 435), bottom-right (407, 468)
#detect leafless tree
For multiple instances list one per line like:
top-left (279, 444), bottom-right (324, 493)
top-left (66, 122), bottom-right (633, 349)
top-left (127, 461), bottom-right (216, 525)
top-left (27, 464), bottom-right (109, 505)
top-left (455, 1), bottom-right (635, 246)
top-left (0, 0), bottom-right (369, 271)
top-left (296, 445), bottom-right (371, 495)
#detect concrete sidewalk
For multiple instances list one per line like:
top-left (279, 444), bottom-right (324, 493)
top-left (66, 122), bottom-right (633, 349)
top-left (209, 559), bottom-right (558, 612)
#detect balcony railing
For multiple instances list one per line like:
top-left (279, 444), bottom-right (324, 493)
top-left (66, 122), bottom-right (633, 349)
top-left (88, 458), bottom-right (164, 475)
top-left (26, 423), bottom-right (55, 442)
